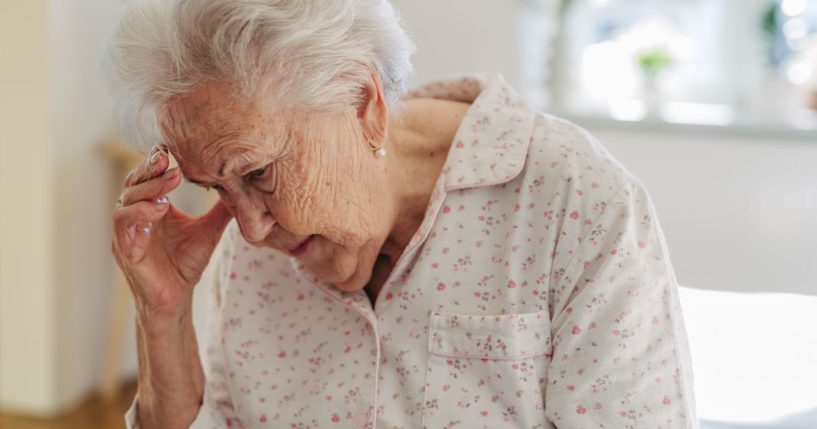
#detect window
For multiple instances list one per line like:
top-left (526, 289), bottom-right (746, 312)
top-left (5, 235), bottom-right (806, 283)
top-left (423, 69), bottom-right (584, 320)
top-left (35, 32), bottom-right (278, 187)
top-left (552, 0), bottom-right (817, 127)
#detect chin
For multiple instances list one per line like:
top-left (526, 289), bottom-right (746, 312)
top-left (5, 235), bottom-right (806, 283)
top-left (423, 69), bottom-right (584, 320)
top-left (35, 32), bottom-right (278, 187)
top-left (298, 235), bottom-right (378, 292)
top-left (317, 265), bottom-right (367, 292)
top-left (331, 280), bottom-right (365, 292)
top-left (307, 252), bottom-right (370, 292)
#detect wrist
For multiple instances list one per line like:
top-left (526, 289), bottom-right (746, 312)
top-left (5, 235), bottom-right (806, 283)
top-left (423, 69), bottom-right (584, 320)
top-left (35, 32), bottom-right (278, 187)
top-left (136, 300), bottom-right (193, 334)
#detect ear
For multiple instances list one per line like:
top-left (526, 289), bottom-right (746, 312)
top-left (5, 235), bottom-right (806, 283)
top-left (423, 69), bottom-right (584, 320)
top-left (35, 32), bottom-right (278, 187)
top-left (356, 64), bottom-right (389, 143)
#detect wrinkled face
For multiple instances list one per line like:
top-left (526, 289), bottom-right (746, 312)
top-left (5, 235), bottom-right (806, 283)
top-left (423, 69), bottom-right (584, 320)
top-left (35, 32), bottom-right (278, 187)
top-left (158, 80), bottom-right (393, 291)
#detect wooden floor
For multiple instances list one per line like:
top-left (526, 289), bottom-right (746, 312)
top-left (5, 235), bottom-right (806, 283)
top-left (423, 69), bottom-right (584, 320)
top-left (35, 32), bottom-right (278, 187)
top-left (0, 380), bottom-right (138, 429)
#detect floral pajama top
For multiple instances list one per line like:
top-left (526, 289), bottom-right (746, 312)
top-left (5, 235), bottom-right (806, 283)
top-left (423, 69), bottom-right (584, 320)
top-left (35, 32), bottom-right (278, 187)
top-left (126, 73), bottom-right (697, 429)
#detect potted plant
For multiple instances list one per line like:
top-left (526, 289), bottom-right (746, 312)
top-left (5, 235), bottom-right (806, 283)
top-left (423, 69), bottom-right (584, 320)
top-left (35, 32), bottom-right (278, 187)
top-left (635, 47), bottom-right (674, 115)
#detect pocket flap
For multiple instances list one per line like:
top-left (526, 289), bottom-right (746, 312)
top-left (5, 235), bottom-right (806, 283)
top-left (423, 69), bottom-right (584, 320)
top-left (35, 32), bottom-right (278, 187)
top-left (429, 310), bottom-right (553, 359)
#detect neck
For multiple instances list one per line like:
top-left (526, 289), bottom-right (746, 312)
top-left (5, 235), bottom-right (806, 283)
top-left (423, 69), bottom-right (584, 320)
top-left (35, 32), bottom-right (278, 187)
top-left (377, 98), bottom-right (471, 270)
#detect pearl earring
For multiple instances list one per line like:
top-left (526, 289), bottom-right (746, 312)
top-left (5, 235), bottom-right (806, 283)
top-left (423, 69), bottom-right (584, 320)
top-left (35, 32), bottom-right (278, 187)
top-left (366, 138), bottom-right (387, 158)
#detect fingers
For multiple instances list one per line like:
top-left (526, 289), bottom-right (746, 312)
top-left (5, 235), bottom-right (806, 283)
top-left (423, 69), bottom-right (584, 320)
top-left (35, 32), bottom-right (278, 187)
top-left (112, 198), bottom-right (171, 264)
top-left (124, 145), bottom-right (170, 188)
top-left (119, 167), bottom-right (181, 207)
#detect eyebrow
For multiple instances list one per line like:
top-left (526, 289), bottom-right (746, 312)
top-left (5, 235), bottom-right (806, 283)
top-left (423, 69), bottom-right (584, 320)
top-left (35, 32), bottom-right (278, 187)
top-left (184, 176), bottom-right (213, 188)
top-left (181, 160), bottom-right (226, 187)
top-left (182, 157), bottom-right (256, 187)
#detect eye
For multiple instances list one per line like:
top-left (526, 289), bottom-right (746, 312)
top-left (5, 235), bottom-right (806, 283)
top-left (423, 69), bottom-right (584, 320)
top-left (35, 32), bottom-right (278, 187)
top-left (245, 165), bottom-right (269, 180)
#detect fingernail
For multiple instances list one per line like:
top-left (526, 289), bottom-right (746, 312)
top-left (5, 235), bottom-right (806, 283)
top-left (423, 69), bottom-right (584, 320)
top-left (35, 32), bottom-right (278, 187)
top-left (141, 222), bottom-right (153, 235)
top-left (156, 195), bottom-right (169, 205)
top-left (149, 151), bottom-right (161, 164)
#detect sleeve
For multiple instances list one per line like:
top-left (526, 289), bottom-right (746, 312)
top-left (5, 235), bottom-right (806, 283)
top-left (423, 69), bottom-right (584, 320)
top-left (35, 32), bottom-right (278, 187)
top-left (124, 221), bottom-right (239, 429)
top-left (544, 180), bottom-right (698, 428)
top-left (124, 393), bottom-right (140, 429)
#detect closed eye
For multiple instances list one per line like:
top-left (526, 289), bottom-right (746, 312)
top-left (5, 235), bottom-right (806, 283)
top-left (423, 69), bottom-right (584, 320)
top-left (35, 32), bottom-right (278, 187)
top-left (244, 165), bottom-right (269, 181)
top-left (193, 164), bottom-right (270, 192)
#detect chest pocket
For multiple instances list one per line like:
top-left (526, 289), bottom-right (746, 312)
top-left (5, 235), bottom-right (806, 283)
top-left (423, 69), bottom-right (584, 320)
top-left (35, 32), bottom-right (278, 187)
top-left (421, 310), bottom-right (553, 429)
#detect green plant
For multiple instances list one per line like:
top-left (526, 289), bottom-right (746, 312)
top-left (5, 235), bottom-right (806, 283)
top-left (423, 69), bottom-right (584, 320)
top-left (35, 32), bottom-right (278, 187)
top-left (761, 1), bottom-right (779, 40)
top-left (636, 48), bottom-right (674, 82)
top-left (761, 1), bottom-right (781, 66)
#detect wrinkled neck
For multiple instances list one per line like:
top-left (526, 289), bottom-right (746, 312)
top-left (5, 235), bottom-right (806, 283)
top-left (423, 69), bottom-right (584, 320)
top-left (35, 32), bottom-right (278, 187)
top-left (374, 98), bottom-right (471, 282)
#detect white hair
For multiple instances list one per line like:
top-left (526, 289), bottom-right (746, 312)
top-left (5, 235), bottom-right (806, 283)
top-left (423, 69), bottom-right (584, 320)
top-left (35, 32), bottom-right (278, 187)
top-left (101, 0), bottom-right (415, 149)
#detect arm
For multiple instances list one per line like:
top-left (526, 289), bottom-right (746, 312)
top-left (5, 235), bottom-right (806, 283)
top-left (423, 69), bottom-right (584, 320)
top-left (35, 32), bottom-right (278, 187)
top-left (129, 310), bottom-right (205, 429)
top-left (545, 180), bottom-right (697, 428)
top-left (125, 222), bottom-right (238, 429)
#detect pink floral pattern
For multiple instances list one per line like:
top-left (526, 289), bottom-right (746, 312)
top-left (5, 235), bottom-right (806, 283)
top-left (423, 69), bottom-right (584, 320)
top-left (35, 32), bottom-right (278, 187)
top-left (126, 74), bottom-right (697, 428)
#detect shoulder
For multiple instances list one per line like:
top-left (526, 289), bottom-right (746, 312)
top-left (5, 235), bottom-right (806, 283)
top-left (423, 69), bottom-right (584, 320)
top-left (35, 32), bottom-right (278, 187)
top-left (519, 112), bottom-right (638, 205)
top-left (499, 111), bottom-right (656, 251)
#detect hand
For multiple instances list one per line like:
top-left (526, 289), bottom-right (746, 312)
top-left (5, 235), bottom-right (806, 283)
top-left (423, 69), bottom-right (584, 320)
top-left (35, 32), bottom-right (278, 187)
top-left (112, 145), bottom-right (233, 320)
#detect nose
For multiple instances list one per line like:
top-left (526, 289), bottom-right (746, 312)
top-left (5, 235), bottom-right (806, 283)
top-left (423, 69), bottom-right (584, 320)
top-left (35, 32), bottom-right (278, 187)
top-left (231, 196), bottom-right (275, 243)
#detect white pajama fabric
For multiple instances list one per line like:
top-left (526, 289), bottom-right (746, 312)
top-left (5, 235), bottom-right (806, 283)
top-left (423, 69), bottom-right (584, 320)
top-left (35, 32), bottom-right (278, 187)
top-left (126, 73), bottom-right (697, 429)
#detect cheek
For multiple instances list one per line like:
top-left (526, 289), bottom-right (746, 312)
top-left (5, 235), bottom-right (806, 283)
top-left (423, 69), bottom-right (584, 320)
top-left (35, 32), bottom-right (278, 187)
top-left (281, 113), bottom-right (383, 245)
top-left (265, 159), bottom-right (325, 232)
top-left (285, 143), bottom-right (334, 213)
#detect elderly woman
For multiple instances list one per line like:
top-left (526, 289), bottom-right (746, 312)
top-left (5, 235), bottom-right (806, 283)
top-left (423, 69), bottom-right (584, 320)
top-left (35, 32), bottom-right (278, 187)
top-left (105, 1), bottom-right (697, 428)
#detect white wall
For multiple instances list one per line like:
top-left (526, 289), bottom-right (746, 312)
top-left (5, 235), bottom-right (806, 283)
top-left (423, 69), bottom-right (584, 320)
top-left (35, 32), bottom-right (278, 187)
top-left (48, 0), bottom-right (131, 412)
top-left (391, 0), bottom-right (556, 106)
top-left (0, 0), bottom-right (59, 415)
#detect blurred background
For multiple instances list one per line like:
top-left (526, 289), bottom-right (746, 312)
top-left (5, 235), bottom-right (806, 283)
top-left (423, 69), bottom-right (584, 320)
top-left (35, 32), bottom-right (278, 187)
top-left (1, 0), bottom-right (815, 428)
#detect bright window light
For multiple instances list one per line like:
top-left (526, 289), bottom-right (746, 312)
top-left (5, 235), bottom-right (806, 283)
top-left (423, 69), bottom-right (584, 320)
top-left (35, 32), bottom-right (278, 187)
top-left (783, 18), bottom-right (809, 40)
top-left (581, 41), bottom-right (638, 103)
top-left (661, 102), bottom-right (736, 126)
top-left (781, 0), bottom-right (809, 17)
top-left (559, 0), bottom-right (817, 126)
top-left (787, 62), bottom-right (812, 84)
top-left (608, 99), bottom-right (647, 121)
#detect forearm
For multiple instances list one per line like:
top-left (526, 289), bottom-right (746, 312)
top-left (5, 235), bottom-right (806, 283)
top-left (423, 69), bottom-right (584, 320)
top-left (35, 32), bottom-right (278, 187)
top-left (135, 306), bottom-right (205, 429)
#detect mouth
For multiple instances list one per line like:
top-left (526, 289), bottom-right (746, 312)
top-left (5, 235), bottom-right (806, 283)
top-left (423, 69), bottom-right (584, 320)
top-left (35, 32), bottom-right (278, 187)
top-left (288, 235), bottom-right (314, 256)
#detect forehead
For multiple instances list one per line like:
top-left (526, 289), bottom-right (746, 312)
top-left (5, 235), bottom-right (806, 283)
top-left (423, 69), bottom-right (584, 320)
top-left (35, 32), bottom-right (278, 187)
top-left (158, 81), bottom-right (263, 146)
top-left (156, 81), bottom-right (287, 173)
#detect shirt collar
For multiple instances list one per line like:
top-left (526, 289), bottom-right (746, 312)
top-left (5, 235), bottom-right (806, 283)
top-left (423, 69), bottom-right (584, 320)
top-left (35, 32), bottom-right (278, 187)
top-left (402, 73), bottom-right (536, 191)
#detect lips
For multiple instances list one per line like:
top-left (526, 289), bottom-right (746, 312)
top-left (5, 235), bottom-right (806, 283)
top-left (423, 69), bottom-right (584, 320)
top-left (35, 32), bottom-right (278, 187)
top-left (288, 235), bottom-right (314, 256)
